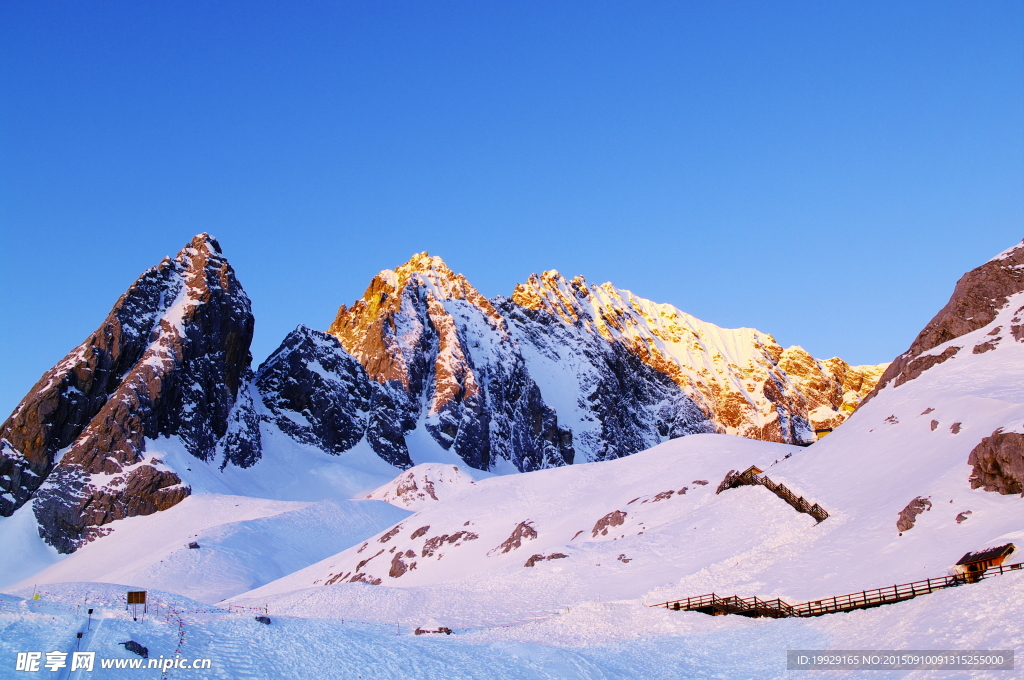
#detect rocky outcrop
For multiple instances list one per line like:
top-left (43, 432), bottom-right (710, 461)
top-left (524, 552), bottom-right (568, 567)
top-left (896, 496), bottom-right (932, 534)
top-left (867, 241), bottom-right (1024, 399)
top-left (968, 430), bottom-right (1024, 496)
top-left (364, 463), bottom-right (475, 509)
top-left (777, 348), bottom-right (886, 430)
top-left (1, 234), bottom-right (256, 552)
top-left (592, 510), bottom-right (627, 537)
top-left (493, 521), bottom-right (538, 553)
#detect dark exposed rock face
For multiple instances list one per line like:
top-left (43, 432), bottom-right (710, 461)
top-left (1, 234), bottom-right (256, 552)
top-left (866, 241), bottom-right (1024, 401)
top-left (968, 431), bottom-right (1024, 496)
top-left (255, 326), bottom-right (380, 459)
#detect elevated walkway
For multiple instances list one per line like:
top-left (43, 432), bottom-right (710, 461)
top-left (652, 562), bottom-right (1023, 618)
top-left (716, 465), bottom-right (829, 522)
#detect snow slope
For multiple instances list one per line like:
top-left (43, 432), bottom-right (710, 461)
top-left (8, 494), bottom-right (410, 603)
top-left (230, 254), bottom-right (1024, 626)
top-left (1, 427), bottom-right (410, 600)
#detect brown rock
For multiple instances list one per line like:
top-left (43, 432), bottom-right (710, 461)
top-left (866, 241), bottom-right (1024, 400)
top-left (421, 530), bottom-right (479, 558)
top-left (524, 552), bottom-right (568, 567)
top-left (389, 552), bottom-right (410, 578)
top-left (973, 340), bottom-right (999, 354)
top-left (411, 525), bottom-right (430, 539)
top-left (591, 510), bottom-right (627, 537)
top-left (378, 526), bottom-right (402, 543)
top-left (493, 521), bottom-right (538, 554)
top-left (896, 496), bottom-right (932, 533)
top-left (968, 430), bottom-right (1024, 496)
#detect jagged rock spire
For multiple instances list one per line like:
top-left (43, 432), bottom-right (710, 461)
top-left (0, 234), bottom-right (257, 552)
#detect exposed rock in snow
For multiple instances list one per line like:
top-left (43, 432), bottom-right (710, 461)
top-left (328, 253), bottom-right (574, 472)
top-left (968, 430), bottom-right (1024, 496)
top-left (524, 552), bottom-right (568, 567)
top-left (896, 496), bottom-right (932, 533)
top-left (591, 510), bottom-right (626, 537)
top-left (365, 463), bottom-right (475, 509)
top-left (493, 521), bottom-right (537, 554)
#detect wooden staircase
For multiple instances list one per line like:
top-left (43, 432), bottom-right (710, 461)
top-left (651, 562), bottom-right (1024, 618)
top-left (716, 466), bottom-right (829, 522)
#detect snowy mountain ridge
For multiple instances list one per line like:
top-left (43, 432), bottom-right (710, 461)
top-left (2, 237), bottom-right (883, 555)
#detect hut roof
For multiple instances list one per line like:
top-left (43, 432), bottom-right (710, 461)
top-left (956, 543), bottom-right (1015, 566)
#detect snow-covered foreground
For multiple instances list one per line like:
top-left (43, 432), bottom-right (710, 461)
top-left (1, 572), bottom-right (1020, 679)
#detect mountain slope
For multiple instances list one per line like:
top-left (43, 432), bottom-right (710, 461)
top-left (0, 241), bottom-right (887, 556)
top-left (503, 270), bottom-right (883, 457)
top-left (235, 241), bottom-right (1023, 630)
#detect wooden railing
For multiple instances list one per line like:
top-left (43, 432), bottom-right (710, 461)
top-left (716, 466), bottom-right (829, 522)
top-left (652, 562), bottom-right (1023, 618)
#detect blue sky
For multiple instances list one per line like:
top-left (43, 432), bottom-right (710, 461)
top-left (1, 1), bottom-right (1022, 417)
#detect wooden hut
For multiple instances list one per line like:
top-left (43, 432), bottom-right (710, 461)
top-left (955, 543), bottom-right (1016, 582)
top-left (814, 428), bottom-right (833, 440)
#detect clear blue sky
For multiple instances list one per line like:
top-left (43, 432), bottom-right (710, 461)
top-left (2, 1), bottom-right (1022, 417)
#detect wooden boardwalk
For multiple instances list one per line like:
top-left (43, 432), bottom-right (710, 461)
top-left (651, 562), bottom-right (1023, 618)
top-left (716, 466), bottom-right (829, 522)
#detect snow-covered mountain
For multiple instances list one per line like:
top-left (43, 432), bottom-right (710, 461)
top-left (315, 253), bottom-right (884, 469)
top-left (2, 240), bottom-right (1022, 680)
top-left (232, 239), bottom-right (1024, 630)
top-left (502, 269), bottom-right (884, 453)
top-left (1, 239), bottom-right (883, 555)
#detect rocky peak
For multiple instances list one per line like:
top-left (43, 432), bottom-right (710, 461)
top-left (866, 240), bottom-right (1024, 398)
top-left (328, 253), bottom-right (503, 388)
top-left (1, 234), bottom-right (256, 552)
top-left (510, 270), bottom-right (590, 323)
